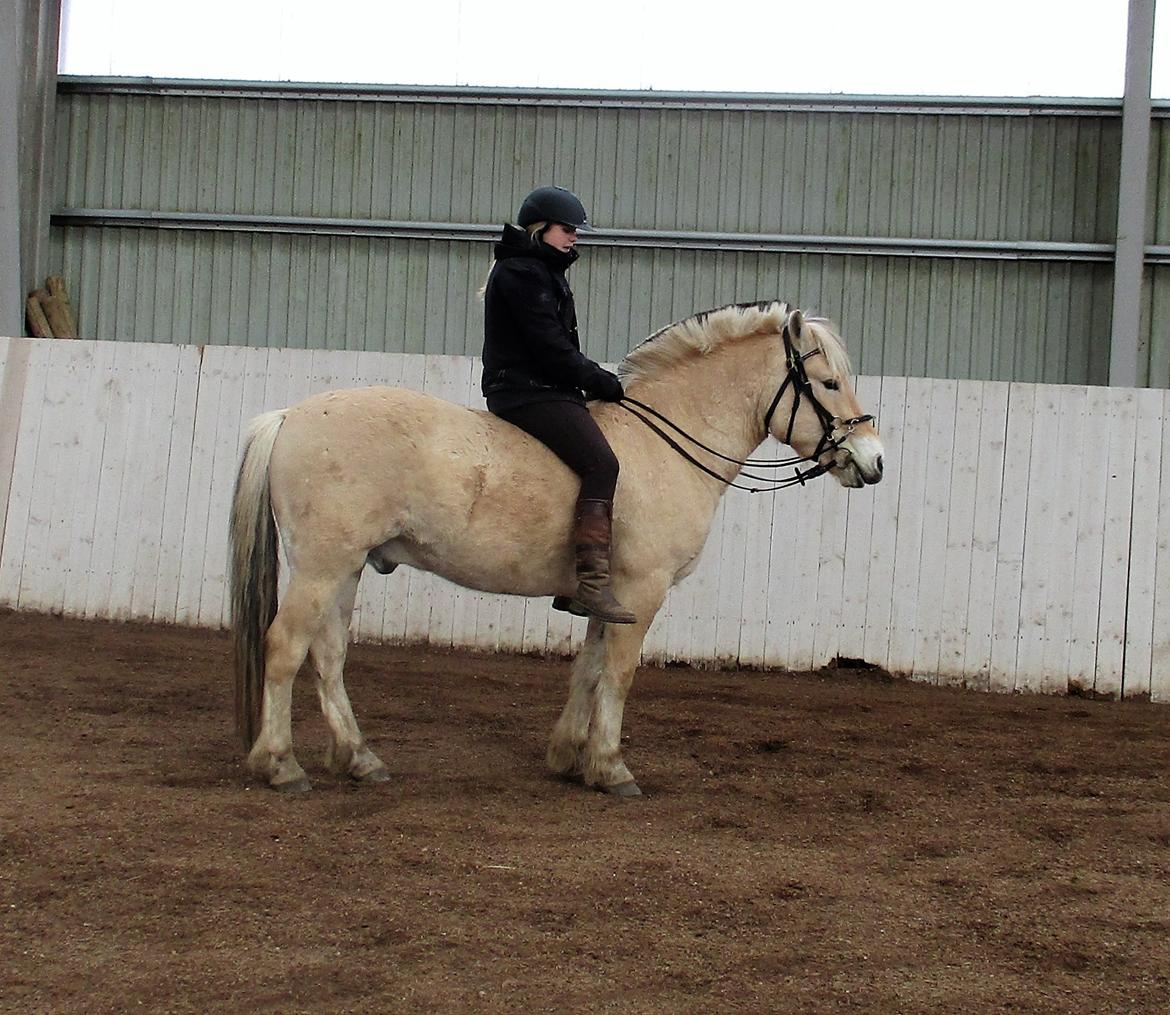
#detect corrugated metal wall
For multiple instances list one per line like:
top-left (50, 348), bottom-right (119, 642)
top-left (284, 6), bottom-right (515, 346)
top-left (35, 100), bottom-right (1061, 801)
top-left (1149, 117), bottom-right (1170, 385)
top-left (48, 80), bottom-right (1169, 385)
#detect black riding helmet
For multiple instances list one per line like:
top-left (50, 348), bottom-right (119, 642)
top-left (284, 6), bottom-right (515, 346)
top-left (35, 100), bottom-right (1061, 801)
top-left (516, 186), bottom-right (593, 231)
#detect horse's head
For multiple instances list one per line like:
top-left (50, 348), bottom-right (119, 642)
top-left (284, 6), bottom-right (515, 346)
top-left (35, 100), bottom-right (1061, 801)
top-left (766, 309), bottom-right (884, 489)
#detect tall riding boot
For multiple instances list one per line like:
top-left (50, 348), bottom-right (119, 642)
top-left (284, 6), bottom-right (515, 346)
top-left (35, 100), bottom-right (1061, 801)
top-left (554, 498), bottom-right (636, 624)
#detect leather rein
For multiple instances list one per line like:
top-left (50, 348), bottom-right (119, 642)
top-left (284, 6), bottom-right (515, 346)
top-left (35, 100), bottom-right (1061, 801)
top-left (616, 324), bottom-right (874, 494)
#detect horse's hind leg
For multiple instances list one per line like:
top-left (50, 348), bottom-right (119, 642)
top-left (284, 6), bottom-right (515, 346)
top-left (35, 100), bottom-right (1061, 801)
top-left (309, 570), bottom-right (390, 784)
top-left (248, 573), bottom-right (338, 792)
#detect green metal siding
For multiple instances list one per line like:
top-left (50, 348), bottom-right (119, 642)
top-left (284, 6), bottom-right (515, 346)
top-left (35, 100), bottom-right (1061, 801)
top-left (50, 225), bottom-right (1115, 384)
top-left (47, 80), bottom-right (1164, 384)
top-left (54, 91), bottom-right (1124, 241)
top-left (1146, 120), bottom-right (1170, 382)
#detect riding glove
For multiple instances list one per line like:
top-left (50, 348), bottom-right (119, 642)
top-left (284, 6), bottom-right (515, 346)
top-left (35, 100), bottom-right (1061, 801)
top-left (588, 368), bottom-right (625, 403)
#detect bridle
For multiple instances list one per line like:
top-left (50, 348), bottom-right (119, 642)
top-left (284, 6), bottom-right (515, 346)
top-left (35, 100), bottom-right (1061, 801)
top-left (617, 323), bottom-right (875, 494)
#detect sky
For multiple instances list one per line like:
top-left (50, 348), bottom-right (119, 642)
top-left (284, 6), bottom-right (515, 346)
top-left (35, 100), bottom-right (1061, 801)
top-left (59, 0), bottom-right (1168, 99)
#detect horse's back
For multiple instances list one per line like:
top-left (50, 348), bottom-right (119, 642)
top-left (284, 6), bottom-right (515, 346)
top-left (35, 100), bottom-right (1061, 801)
top-left (266, 384), bottom-right (581, 589)
top-left (284, 383), bottom-right (483, 434)
top-left (273, 385), bottom-right (506, 471)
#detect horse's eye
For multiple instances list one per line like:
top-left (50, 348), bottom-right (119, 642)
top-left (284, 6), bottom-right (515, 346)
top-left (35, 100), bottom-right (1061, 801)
top-left (822, 378), bottom-right (840, 391)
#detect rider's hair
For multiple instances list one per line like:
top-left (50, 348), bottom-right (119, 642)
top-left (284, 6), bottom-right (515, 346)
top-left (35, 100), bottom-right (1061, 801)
top-left (477, 222), bottom-right (549, 300)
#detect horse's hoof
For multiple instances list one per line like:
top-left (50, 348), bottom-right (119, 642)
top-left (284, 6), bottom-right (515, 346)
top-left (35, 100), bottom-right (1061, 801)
top-left (352, 765), bottom-right (392, 784)
top-left (605, 780), bottom-right (642, 799)
top-left (273, 775), bottom-right (312, 794)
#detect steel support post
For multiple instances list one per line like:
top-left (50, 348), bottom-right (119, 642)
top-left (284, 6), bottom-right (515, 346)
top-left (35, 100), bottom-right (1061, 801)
top-left (1109, 0), bottom-right (1157, 386)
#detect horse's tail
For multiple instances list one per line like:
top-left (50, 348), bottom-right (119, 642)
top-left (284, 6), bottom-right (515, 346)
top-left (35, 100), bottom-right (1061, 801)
top-left (229, 409), bottom-right (286, 751)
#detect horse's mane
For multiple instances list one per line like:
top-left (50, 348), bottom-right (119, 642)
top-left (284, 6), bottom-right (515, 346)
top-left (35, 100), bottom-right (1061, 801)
top-left (618, 300), bottom-right (852, 384)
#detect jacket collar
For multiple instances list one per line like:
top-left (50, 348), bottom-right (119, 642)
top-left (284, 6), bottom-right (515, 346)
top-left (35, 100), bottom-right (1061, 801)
top-left (494, 223), bottom-right (579, 271)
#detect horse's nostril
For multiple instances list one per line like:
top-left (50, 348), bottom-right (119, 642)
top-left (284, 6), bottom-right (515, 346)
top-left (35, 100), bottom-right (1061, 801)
top-left (876, 454), bottom-right (884, 475)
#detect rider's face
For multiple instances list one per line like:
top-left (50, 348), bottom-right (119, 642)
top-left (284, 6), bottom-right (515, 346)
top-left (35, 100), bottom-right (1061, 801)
top-left (542, 222), bottom-right (579, 253)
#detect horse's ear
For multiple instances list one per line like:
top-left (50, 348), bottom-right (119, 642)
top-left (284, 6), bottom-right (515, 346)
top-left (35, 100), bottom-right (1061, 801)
top-left (784, 309), bottom-right (804, 340)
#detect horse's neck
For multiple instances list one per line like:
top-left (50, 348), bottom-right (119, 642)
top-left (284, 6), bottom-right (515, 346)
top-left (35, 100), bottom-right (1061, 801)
top-left (627, 352), bottom-right (769, 486)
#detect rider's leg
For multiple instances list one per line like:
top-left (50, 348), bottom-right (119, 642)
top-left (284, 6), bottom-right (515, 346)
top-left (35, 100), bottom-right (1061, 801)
top-left (494, 400), bottom-right (636, 624)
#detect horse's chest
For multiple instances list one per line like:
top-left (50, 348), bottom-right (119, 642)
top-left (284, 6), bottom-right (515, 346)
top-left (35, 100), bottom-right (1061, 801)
top-left (674, 550), bottom-right (704, 583)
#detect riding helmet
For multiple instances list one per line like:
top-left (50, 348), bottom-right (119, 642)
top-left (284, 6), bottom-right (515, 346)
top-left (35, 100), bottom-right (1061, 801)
top-left (516, 186), bottom-right (593, 231)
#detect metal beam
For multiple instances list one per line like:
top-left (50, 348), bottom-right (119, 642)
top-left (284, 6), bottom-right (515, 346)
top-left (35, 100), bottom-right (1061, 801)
top-left (1110, 0), bottom-right (1157, 387)
top-left (56, 74), bottom-right (1164, 118)
top-left (19, 0), bottom-right (61, 304)
top-left (0, 0), bottom-right (60, 338)
top-left (0, 1), bottom-right (24, 336)
top-left (50, 208), bottom-right (1120, 264)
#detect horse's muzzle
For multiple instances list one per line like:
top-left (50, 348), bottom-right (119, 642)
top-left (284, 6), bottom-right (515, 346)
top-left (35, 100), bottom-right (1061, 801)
top-left (832, 441), bottom-right (884, 487)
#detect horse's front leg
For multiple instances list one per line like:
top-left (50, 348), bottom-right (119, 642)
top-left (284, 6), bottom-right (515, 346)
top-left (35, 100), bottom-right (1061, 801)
top-left (547, 623), bottom-right (606, 780)
top-left (581, 618), bottom-right (650, 795)
top-left (563, 581), bottom-right (665, 796)
top-left (310, 570), bottom-right (391, 785)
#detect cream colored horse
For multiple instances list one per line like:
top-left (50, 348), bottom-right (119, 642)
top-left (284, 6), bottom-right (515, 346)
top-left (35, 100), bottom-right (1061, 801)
top-left (230, 301), bottom-right (884, 795)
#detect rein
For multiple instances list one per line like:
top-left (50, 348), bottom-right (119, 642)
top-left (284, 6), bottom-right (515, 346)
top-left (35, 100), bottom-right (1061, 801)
top-left (616, 325), bottom-right (874, 494)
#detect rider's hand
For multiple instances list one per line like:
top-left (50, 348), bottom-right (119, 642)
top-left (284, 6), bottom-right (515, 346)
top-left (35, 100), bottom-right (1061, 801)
top-left (589, 368), bottom-right (624, 402)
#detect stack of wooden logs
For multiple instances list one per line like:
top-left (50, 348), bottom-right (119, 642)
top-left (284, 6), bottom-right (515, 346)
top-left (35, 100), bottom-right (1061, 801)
top-left (26, 275), bottom-right (78, 338)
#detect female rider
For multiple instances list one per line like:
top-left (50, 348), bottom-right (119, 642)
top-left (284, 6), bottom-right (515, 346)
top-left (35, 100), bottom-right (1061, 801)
top-left (480, 185), bottom-right (636, 625)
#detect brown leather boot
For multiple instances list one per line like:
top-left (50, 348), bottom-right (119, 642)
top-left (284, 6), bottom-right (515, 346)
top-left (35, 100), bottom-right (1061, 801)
top-left (558, 499), bottom-right (636, 624)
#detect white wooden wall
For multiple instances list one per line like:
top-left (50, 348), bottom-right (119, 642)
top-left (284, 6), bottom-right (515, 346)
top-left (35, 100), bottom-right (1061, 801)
top-left (1, 337), bottom-right (1167, 702)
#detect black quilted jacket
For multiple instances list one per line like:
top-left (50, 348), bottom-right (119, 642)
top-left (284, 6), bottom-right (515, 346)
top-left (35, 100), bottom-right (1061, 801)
top-left (481, 224), bottom-right (614, 413)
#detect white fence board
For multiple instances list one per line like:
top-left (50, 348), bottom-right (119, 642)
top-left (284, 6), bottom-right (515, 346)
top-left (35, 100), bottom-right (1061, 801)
top-left (29, 343), bottom-right (83, 615)
top-left (733, 479), bottom-right (777, 667)
top-left (174, 345), bottom-right (231, 625)
top-left (107, 342), bottom-right (165, 621)
top-left (1152, 398), bottom-right (1170, 704)
top-left (913, 380), bottom-right (958, 684)
top-left (1039, 386), bottom-right (1088, 689)
top-left (837, 374), bottom-right (882, 665)
top-left (785, 477), bottom-right (828, 672)
top-left (1016, 385), bottom-right (1063, 693)
top-left (152, 346), bottom-right (205, 622)
top-left (0, 340), bottom-right (51, 608)
top-left (1095, 390), bottom-right (1139, 698)
top-left (197, 345), bottom-right (254, 627)
top-left (885, 377), bottom-right (933, 675)
top-left (860, 375), bottom-right (906, 669)
top-left (937, 381), bottom-right (982, 685)
top-left (0, 339), bottom-right (1167, 707)
top-left (989, 383), bottom-right (1034, 693)
top-left (715, 489), bottom-right (752, 666)
top-left (0, 339), bottom-right (34, 574)
top-left (82, 342), bottom-right (144, 620)
top-left (1124, 388), bottom-right (1165, 698)
top-left (59, 343), bottom-right (121, 618)
top-left (1067, 385), bottom-right (1112, 691)
top-left (17, 340), bottom-right (76, 614)
top-left (127, 344), bottom-right (183, 620)
top-left (812, 477), bottom-right (848, 669)
top-left (961, 381), bottom-right (1009, 690)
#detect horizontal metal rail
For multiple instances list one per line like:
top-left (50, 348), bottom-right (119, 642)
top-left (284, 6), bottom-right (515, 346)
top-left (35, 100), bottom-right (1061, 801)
top-left (51, 208), bottom-right (1145, 264)
top-left (56, 75), bottom-right (1167, 118)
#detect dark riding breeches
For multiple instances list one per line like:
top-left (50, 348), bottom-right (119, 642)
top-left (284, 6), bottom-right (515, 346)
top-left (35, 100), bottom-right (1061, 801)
top-left (494, 400), bottom-right (619, 502)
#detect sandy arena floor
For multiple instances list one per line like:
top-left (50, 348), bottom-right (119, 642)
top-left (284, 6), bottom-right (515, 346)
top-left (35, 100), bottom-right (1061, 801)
top-left (2, 609), bottom-right (1169, 1013)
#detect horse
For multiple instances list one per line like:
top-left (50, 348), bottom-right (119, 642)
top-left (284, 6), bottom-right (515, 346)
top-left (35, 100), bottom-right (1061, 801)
top-left (229, 301), bottom-right (884, 795)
